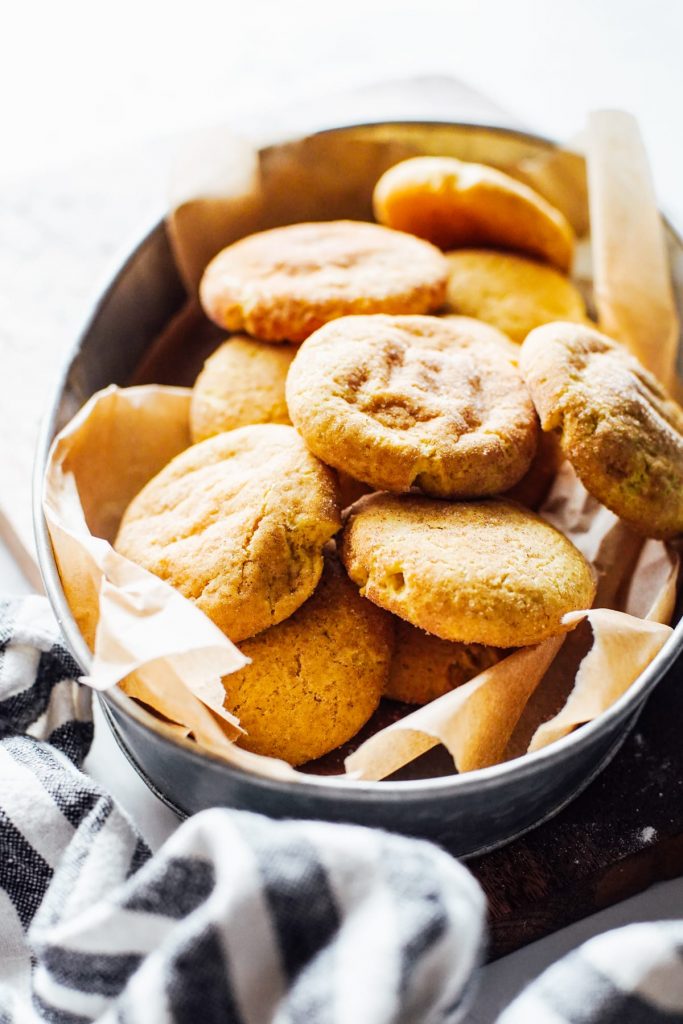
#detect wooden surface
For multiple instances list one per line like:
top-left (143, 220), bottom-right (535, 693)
top-left (472, 654), bottom-right (683, 959)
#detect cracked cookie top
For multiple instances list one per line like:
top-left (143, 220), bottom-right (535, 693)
top-left (521, 321), bottom-right (683, 539)
top-left (286, 314), bottom-right (539, 497)
top-left (114, 424), bottom-right (341, 641)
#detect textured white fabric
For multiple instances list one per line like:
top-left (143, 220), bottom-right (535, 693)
top-left (0, 596), bottom-right (486, 1024)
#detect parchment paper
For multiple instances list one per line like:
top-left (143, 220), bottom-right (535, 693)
top-left (43, 385), bottom-right (678, 781)
top-left (587, 110), bottom-right (680, 393)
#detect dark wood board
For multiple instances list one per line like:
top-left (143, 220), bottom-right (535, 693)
top-left (471, 656), bottom-right (683, 960)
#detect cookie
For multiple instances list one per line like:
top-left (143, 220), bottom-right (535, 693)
top-left (445, 249), bottom-right (587, 343)
top-left (114, 424), bottom-right (341, 641)
top-left (286, 314), bottom-right (538, 497)
top-left (520, 322), bottom-right (683, 538)
top-left (341, 493), bottom-right (596, 647)
top-left (386, 619), bottom-right (499, 704)
top-left (190, 335), bottom-right (298, 442)
top-left (373, 157), bottom-right (574, 271)
top-left (223, 550), bottom-right (393, 765)
top-left (199, 220), bottom-right (449, 342)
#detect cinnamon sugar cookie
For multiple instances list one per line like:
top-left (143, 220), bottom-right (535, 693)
top-left (190, 335), bottom-right (297, 442)
top-left (114, 424), bottom-right (341, 641)
top-left (199, 220), bottom-right (449, 342)
top-left (445, 249), bottom-right (587, 342)
top-left (224, 550), bottom-right (393, 765)
top-left (286, 314), bottom-right (538, 497)
top-left (341, 493), bottom-right (596, 647)
top-left (386, 620), bottom-right (499, 704)
top-left (521, 322), bottom-right (683, 538)
top-left (373, 157), bottom-right (574, 271)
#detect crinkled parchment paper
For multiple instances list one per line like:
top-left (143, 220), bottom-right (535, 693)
top-left (43, 112), bottom-right (681, 781)
top-left (44, 384), bottom-right (301, 780)
top-left (44, 387), bottom-right (679, 782)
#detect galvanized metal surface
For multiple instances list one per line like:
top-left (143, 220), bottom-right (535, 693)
top-left (33, 122), bottom-right (683, 857)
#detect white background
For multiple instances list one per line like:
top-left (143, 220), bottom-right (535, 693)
top-left (2, 0), bottom-right (682, 219)
top-left (2, 1), bottom-right (683, 1020)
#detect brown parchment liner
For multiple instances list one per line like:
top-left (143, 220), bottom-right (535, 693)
top-left (43, 113), bottom-right (682, 782)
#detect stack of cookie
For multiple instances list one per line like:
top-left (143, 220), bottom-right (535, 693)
top-left (115, 156), bottom-right (683, 767)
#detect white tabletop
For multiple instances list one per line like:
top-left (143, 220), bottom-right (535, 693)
top-left (3, 2), bottom-right (683, 1018)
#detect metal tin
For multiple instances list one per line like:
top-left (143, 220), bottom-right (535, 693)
top-left (33, 123), bottom-right (683, 857)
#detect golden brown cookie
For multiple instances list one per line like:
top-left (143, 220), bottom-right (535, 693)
top-left (341, 493), bottom-right (596, 647)
top-left (373, 157), bottom-right (575, 271)
top-left (199, 220), bottom-right (449, 342)
top-left (223, 550), bottom-right (393, 765)
top-left (445, 249), bottom-right (587, 343)
top-left (190, 335), bottom-right (298, 442)
top-left (386, 619), bottom-right (499, 704)
top-left (520, 322), bottom-right (683, 538)
top-left (114, 424), bottom-right (341, 641)
top-left (286, 314), bottom-right (538, 497)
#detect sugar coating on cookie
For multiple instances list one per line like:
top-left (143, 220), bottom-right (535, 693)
top-left (386, 619), bottom-right (499, 704)
top-left (114, 424), bottom-right (341, 642)
top-left (440, 313), bottom-right (521, 366)
top-left (521, 322), bottom-right (683, 539)
top-left (445, 249), bottom-right (587, 343)
top-left (199, 220), bottom-right (449, 342)
top-left (190, 335), bottom-right (298, 442)
top-left (341, 493), bottom-right (596, 647)
top-left (373, 157), bottom-right (575, 272)
top-left (286, 314), bottom-right (539, 497)
top-left (223, 550), bottom-right (393, 765)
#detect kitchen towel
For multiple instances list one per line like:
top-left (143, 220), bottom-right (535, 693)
top-left (3, 593), bottom-right (683, 1023)
top-left (0, 594), bottom-right (485, 1024)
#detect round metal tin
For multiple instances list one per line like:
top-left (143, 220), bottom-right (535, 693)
top-left (33, 122), bottom-right (683, 857)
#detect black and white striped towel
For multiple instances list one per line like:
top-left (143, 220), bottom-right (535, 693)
top-left (3, 595), bottom-right (683, 1024)
top-left (0, 595), bottom-right (486, 1023)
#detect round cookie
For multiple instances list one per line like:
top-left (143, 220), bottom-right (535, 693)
top-left (199, 220), bottom-right (449, 342)
top-left (373, 156), bottom-right (575, 272)
top-left (286, 314), bottom-right (538, 497)
top-left (190, 335), bottom-right (298, 442)
top-left (340, 493), bottom-right (596, 648)
top-left (445, 249), bottom-right (587, 343)
top-left (114, 424), bottom-right (341, 641)
top-left (224, 550), bottom-right (393, 765)
top-left (386, 619), bottom-right (499, 704)
top-left (520, 322), bottom-right (683, 539)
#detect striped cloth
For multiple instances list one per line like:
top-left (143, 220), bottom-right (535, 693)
top-left (4, 595), bottom-right (683, 1024)
top-left (498, 922), bottom-right (683, 1023)
top-left (0, 595), bottom-right (486, 1024)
